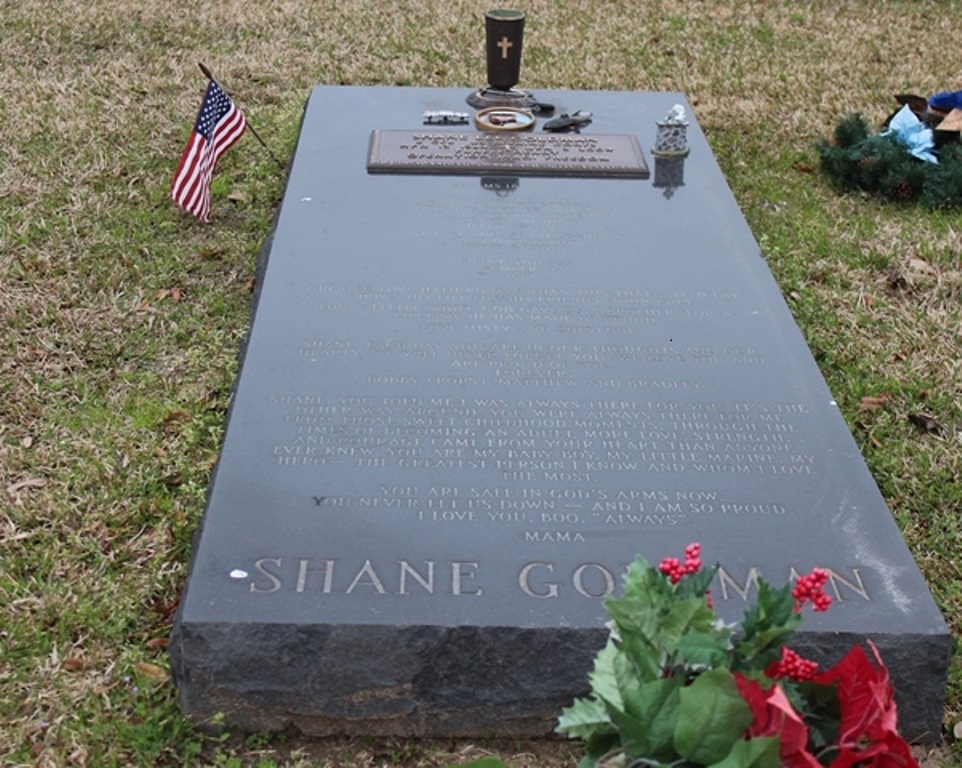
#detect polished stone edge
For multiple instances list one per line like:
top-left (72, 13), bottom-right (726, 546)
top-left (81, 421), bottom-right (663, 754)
top-left (169, 620), bottom-right (949, 742)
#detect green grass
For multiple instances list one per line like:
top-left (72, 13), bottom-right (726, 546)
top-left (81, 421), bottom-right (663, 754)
top-left (2, 1), bottom-right (961, 765)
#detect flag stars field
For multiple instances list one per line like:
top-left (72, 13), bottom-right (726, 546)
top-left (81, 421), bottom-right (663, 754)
top-left (170, 79), bottom-right (247, 222)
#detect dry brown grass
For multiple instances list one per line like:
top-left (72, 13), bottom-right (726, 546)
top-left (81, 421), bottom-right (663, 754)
top-left (2, 1), bottom-right (961, 765)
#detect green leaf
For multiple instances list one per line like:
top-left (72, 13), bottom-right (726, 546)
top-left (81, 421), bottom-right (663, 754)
top-left (617, 555), bottom-right (660, 597)
top-left (588, 639), bottom-right (623, 710)
top-left (581, 732), bottom-right (622, 768)
top-left (557, 696), bottom-right (614, 740)
top-left (733, 580), bottom-right (801, 670)
top-left (673, 668), bottom-right (753, 764)
top-left (614, 625), bottom-right (663, 682)
top-left (662, 596), bottom-right (719, 638)
top-left (708, 736), bottom-right (781, 768)
top-left (674, 629), bottom-right (732, 669)
top-left (676, 563), bottom-right (719, 599)
top-left (609, 594), bottom-right (718, 666)
top-left (796, 680), bottom-right (841, 751)
top-left (611, 675), bottom-right (684, 761)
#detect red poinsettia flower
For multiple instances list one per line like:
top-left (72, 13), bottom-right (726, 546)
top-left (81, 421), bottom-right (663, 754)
top-left (734, 674), bottom-right (821, 768)
top-left (811, 641), bottom-right (918, 768)
top-left (826, 733), bottom-right (917, 768)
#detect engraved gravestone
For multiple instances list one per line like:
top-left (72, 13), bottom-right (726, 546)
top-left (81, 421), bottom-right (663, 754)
top-left (170, 86), bottom-right (950, 740)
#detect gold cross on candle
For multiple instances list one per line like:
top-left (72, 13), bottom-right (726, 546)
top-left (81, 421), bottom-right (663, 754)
top-left (497, 36), bottom-right (513, 59)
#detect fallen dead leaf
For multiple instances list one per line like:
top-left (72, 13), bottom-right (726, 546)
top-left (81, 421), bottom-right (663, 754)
top-left (860, 393), bottom-right (891, 411)
top-left (61, 657), bottom-right (85, 672)
top-left (145, 637), bottom-right (169, 651)
top-left (155, 287), bottom-right (183, 302)
top-left (908, 257), bottom-right (938, 275)
top-left (199, 247), bottom-right (226, 261)
top-left (135, 662), bottom-right (168, 682)
top-left (162, 410), bottom-right (192, 428)
top-left (7, 477), bottom-right (47, 497)
top-left (793, 161), bottom-right (814, 173)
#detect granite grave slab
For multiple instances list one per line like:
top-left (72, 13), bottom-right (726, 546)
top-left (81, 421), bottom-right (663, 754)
top-left (170, 86), bottom-right (950, 740)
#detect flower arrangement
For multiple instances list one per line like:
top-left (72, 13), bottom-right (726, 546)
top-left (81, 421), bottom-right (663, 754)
top-left (556, 544), bottom-right (918, 768)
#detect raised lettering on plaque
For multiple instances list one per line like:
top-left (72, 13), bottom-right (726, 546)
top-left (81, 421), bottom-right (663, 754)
top-left (367, 130), bottom-right (650, 178)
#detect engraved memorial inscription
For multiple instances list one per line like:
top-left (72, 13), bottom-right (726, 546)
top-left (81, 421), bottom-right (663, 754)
top-left (367, 130), bottom-right (650, 178)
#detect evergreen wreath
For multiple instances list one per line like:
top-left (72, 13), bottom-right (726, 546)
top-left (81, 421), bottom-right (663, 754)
top-left (818, 112), bottom-right (962, 209)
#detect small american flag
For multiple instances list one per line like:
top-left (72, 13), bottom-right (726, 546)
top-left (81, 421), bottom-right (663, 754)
top-left (171, 80), bottom-right (247, 222)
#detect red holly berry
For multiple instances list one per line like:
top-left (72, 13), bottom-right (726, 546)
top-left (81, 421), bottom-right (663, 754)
top-left (658, 543), bottom-right (703, 584)
top-left (792, 568), bottom-right (832, 613)
top-left (766, 646), bottom-right (819, 681)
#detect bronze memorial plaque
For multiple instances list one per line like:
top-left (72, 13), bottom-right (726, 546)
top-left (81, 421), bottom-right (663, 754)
top-left (367, 129), bottom-right (650, 178)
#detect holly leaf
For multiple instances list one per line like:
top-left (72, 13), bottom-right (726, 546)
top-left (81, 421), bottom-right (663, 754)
top-left (796, 680), bottom-right (840, 751)
top-left (610, 595), bottom-right (717, 657)
top-left (733, 580), bottom-right (801, 669)
top-left (674, 668), bottom-right (753, 764)
top-left (675, 629), bottom-right (732, 668)
top-left (615, 627), bottom-right (663, 682)
top-left (676, 563), bottom-right (719, 599)
top-left (587, 639), bottom-right (622, 710)
top-left (618, 555), bottom-right (659, 594)
top-left (557, 696), bottom-right (614, 740)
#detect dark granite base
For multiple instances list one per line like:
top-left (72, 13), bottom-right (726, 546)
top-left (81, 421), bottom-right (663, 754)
top-left (173, 623), bottom-right (603, 736)
top-left (172, 622), bottom-right (948, 739)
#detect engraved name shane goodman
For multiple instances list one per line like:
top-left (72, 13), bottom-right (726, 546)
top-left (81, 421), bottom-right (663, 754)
top-left (243, 558), bottom-right (870, 602)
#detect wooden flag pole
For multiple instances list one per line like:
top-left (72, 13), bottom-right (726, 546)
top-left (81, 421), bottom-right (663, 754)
top-left (198, 62), bottom-right (286, 172)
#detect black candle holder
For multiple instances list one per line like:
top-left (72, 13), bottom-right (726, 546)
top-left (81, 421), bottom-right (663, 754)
top-left (467, 10), bottom-right (540, 110)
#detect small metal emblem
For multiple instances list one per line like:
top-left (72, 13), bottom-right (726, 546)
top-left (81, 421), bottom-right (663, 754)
top-left (474, 106), bottom-right (536, 132)
top-left (423, 110), bottom-right (470, 125)
top-left (543, 110), bottom-right (593, 133)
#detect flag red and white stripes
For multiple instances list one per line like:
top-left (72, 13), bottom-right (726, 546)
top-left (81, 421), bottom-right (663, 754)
top-left (171, 80), bottom-right (247, 221)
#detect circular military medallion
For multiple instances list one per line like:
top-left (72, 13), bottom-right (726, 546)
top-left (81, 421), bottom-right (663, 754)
top-left (475, 106), bottom-right (536, 132)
